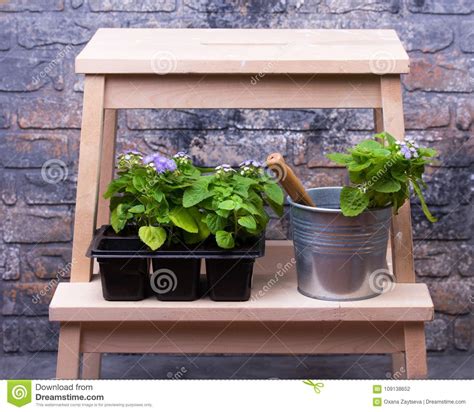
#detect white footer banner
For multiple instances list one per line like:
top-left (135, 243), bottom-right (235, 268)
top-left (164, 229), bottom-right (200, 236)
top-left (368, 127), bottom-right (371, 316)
top-left (0, 380), bottom-right (471, 411)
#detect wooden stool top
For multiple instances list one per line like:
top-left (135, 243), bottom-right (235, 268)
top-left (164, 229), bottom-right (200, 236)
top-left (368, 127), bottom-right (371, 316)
top-left (75, 28), bottom-right (409, 75)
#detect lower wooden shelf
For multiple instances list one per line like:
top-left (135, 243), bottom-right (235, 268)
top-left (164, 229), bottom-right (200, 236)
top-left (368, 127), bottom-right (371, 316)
top-left (49, 272), bottom-right (433, 323)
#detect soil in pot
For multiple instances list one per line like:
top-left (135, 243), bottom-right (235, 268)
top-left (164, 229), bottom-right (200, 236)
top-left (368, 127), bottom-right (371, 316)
top-left (98, 257), bottom-right (149, 301)
top-left (151, 258), bottom-right (201, 301)
top-left (205, 258), bottom-right (255, 301)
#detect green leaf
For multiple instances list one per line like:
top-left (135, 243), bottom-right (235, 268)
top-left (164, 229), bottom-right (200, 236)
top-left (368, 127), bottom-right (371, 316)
top-left (183, 207), bottom-right (211, 243)
top-left (215, 230), bottom-right (235, 249)
top-left (169, 207), bottom-right (199, 233)
top-left (238, 215), bottom-right (257, 230)
top-left (232, 175), bottom-right (255, 197)
top-left (216, 208), bottom-right (231, 218)
top-left (373, 179), bottom-right (401, 193)
top-left (356, 139), bottom-right (382, 151)
top-left (340, 187), bottom-right (369, 217)
top-left (385, 132), bottom-right (397, 146)
top-left (218, 200), bottom-right (236, 210)
top-left (151, 190), bottom-right (163, 202)
top-left (183, 179), bottom-right (212, 207)
top-left (205, 214), bottom-right (227, 234)
top-left (128, 204), bottom-right (145, 214)
top-left (116, 203), bottom-right (132, 219)
top-left (239, 202), bottom-right (260, 215)
top-left (348, 170), bottom-right (365, 184)
top-left (103, 176), bottom-right (129, 199)
top-left (110, 206), bottom-right (127, 233)
top-left (138, 226), bottom-right (166, 250)
top-left (372, 148), bottom-right (391, 157)
top-left (374, 132), bottom-right (397, 146)
top-left (263, 183), bottom-right (284, 205)
top-left (348, 160), bottom-right (371, 172)
top-left (263, 196), bottom-right (284, 217)
top-left (390, 165), bottom-right (408, 182)
top-left (411, 180), bottom-right (437, 223)
top-left (418, 147), bottom-right (437, 158)
top-left (326, 153), bottom-right (352, 165)
top-left (132, 175), bottom-right (147, 191)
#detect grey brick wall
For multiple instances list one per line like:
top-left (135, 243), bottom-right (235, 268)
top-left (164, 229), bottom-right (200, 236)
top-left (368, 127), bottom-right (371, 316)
top-left (0, 0), bottom-right (472, 356)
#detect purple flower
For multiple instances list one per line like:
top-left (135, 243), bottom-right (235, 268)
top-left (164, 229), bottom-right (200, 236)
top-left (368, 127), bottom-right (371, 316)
top-left (173, 151), bottom-right (191, 159)
top-left (400, 145), bottom-right (412, 159)
top-left (239, 160), bottom-right (262, 168)
top-left (173, 151), bottom-right (192, 165)
top-left (143, 153), bottom-right (177, 174)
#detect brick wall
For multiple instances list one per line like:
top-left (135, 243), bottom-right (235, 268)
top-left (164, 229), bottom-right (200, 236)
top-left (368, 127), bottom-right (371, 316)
top-left (0, 0), bottom-right (472, 355)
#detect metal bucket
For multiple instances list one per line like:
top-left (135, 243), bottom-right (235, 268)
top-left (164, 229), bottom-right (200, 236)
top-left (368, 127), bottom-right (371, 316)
top-left (289, 187), bottom-right (392, 301)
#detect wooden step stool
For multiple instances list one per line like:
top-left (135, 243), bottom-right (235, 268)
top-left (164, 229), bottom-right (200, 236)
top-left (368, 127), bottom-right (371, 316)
top-left (49, 28), bottom-right (433, 379)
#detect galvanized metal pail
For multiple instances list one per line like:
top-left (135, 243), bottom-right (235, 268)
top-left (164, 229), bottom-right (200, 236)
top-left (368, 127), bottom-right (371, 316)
top-left (289, 187), bottom-right (392, 301)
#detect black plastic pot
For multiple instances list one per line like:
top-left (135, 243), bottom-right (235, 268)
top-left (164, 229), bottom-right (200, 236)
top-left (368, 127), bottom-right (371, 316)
top-left (97, 257), bottom-right (149, 301)
top-left (151, 258), bottom-right (201, 301)
top-left (206, 258), bottom-right (255, 301)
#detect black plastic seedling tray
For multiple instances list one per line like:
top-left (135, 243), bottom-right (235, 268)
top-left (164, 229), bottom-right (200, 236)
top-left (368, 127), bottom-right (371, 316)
top-left (87, 225), bottom-right (265, 302)
top-left (87, 225), bottom-right (265, 259)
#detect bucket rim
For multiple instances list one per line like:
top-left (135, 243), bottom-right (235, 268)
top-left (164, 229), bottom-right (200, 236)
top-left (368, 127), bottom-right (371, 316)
top-left (287, 186), bottom-right (393, 214)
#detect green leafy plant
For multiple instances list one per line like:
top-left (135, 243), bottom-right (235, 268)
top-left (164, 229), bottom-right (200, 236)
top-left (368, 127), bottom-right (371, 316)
top-left (326, 132), bottom-right (437, 222)
top-left (183, 161), bottom-right (284, 249)
top-left (104, 151), bottom-right (208, 250)
top-left (104, 153), bottom-right (285, 251)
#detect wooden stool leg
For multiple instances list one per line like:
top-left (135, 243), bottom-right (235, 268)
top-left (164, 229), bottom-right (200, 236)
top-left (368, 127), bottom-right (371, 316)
top-left (70, 75), bottom-right (106, 282)
top-left (96, 109), bottom-right (117, 227)
top-left (56, 323), bottom-right (81, 379)
top-left (380, 75), bottom-right (415, 284)
top-left (82, 353), bottom-right (102, 379)
top-left (404, 323), bottom-right (428, 379)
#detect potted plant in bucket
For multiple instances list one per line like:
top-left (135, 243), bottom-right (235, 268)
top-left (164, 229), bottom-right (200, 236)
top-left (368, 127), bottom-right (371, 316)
top-left (88, 152), bottom-right (284, 302)
top-left (288, 132), bottom-right (437, 301)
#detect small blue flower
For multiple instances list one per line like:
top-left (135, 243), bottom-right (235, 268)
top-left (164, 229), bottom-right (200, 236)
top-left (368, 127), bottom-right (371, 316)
top-left (239, 159), bottom-right (263, 177)
top-left (143, 153), bottom-right (177, 173)
top-left (239, 160), bottom-right (262, 168)
top-left (173, 151), bottom-right (192, 165)
top-left (215, 164), bottom-right (235, 177)
top-left (400, 145), bottom-right (412, 159)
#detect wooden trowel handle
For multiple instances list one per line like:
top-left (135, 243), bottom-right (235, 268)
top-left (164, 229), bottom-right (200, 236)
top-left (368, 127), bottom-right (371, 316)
top-left (266, 153), bottom-right (315, 207)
